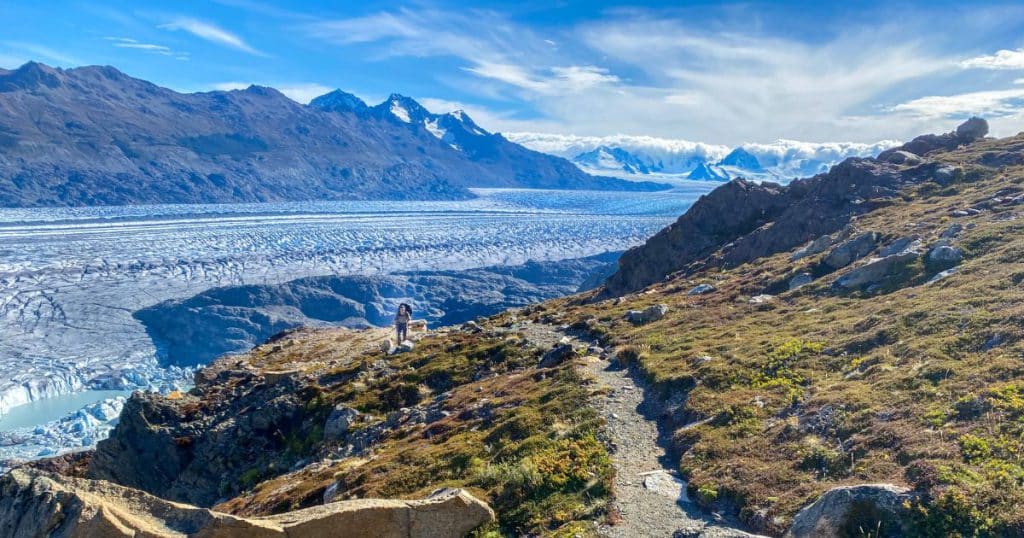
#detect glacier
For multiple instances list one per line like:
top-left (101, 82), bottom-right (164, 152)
top-left (0, 187), bottom-right (713, 466)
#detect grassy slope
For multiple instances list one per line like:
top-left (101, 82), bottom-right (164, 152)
top-left (203, 134), bottom-right (1024, 537)
top-left (534, 134), bottom-right (1024, 536)
top-left (215, 322), bottom-right (613, 537)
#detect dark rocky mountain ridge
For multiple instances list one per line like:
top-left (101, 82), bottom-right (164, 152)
top-left (135, 252), bottom-right (620, 367)
top-left (0, 62), bottom-right (666, 207)
top-left (602, 118), bottom-right (989, 296)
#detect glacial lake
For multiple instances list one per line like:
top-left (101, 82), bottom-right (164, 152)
top-left (0, 390), bottom-right (131, 431)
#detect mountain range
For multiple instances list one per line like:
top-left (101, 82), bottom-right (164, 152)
top-left (0, 62), bottom-right (665, 207)
top-left (507, 132), bottom-right (899, 183)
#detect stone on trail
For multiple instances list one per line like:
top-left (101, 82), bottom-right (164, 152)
top-left (539, 342), bottom-right (576, 368)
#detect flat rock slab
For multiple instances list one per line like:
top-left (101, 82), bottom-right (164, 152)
top-left (641, 470), bottom-right (691, 504)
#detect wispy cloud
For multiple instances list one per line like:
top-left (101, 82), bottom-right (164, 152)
top-left (961, 48), bottom-right (1024, 70)
top-left (1, 41), bottom-right (80, 66)
top-left (104, 37), bottom-right (189, 61)
top-left (891, 88), bottom-right (1024, 118)
top-left (159, 17), bottom-right (265, 56)
top-left (299, 7), bottom-right (972, 142)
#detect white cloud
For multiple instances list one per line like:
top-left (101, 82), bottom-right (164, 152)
top-left (104, 37), bottom-right (188, 60)
top-left (961, 49), bottom-right (1024, 70)
top-left (891, 88), bottom-right (1024, 118)
top-left (210, 81), bottom-right (333, 104)
top-left (463, 63), bottom-right (619, 95)
top-left (301, 6), bottom-right (1024, 143)
top-left (1, 41), bottom-right (79, 66)
top-left (159, 17), bottom-right (265, 56)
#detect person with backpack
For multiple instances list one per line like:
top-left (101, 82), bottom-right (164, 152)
top-left (395, 303), bottom-right (412, 343)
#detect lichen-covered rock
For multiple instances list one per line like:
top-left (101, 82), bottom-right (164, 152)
top-left (823, 232), bottom-right (879, 270)
top-left (790, 234), bottom-right (834, 261)
top-left (926, 244), bottom-right (964, 271)
top-left (0, 469), bottom-right (494, 538)
top-left (625, 304), bottom-right (669, 324)
top-left (784, 483), bottom-right (913, 538)
top-left (834, 249), bottom-right (921, 290)
top-left (324, 405), bottom-right (360, 441)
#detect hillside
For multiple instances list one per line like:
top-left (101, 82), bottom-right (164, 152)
top-left (6, 118), bottom-right (1024, 537)
top-left (0, 62), bottom-right (665, 207)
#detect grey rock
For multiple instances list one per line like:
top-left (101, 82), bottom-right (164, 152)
top-left (879, 236), bottom-right (920, 257)
top-left (785, 483), bottom-right (913, 538)
top-left (879, 150), bottom-right (922, 165)
top-left (956, 116), bottom-right (989, 141)
top-left (835, 249), bottom-right (921, 290)
top-left (926, 244), bottom-right (964, 271)
top-left (927, 268), bottom-right (957, 284)
top-left (539, 343), bottom-right (576, 368)
top-left (790, 235), bottom-right (834, 261)
top-left (748, 294), bottom-right (774, 304)
top-left (394, 340), bottom-right (415, 354)
top-left (688, 284), bottom-right (716, 295)
top-left (789, 273), bottom-right (814, 291)
top-left (324, 405), bottom-right (360, 441)
top-left (625, 304), bottom-right (669, 324)
top-left (823, 232), bottom-right (879, 270)
top-left (933, 165), bottom-right (961, 186)
top-left (939, 223), bottom-right (963, 238)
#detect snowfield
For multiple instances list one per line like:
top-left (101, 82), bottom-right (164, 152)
top-left (0, 187), bottom-right (712, 465)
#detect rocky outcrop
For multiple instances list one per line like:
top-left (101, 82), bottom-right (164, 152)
top-left (0, 469), bottom-right (493, 538)
top-left (878, 116), bottom-right (988, 159)
top-left (136, 252), bottom-right (621, 367)
top-left (602, 119), bottom-right (988, 297)
top-left (784, 484), bottom-right (914, 538)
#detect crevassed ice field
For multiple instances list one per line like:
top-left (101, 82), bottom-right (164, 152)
top-left (0, 185), bottom-right (713, 465)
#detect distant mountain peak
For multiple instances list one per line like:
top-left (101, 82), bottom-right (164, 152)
top-left (379, 93), bottom-right (431, 124)
top-left (718, 147), bottom-right (761, 170)
top-left (687, 162), bottom-right (728, 181)
top-left (1, 61), bottom-right (63, 91)
top-left (309, 89), bottom-right (368, 113)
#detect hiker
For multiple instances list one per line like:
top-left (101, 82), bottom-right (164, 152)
top-left (395, 303), bottom-right (412, 343)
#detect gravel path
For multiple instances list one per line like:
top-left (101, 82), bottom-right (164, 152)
top-left (520, 322), bottom-right (763, 538)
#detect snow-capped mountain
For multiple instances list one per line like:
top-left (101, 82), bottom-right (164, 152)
top-left (505, 132), bottom-right (900, 184)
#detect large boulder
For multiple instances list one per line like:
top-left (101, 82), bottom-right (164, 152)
top-left (324, 405), bottom-right (361, 441)
top-left (956, 116), bottom-right (989, 142)
top-left (0, 469), bottom-right (494, 538)
top-left (823, 232), bottom-right (879, 270)
top-left (790, 234), bottom-right (834, 261)
top-left (625, 304), bottom-right (669, 324)
top-left (926, 244), bottom-right (964, 271)
top-left (834, 249), bottom-right (921, 290)
top-left (785, 484), bottom-right (913, 538)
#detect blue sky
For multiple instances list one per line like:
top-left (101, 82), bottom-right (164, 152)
top-left (4, 0), bottom-right (1024, 144)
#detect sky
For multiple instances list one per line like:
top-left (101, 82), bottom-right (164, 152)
top-left (4, 0), bottom-right (1024, 144)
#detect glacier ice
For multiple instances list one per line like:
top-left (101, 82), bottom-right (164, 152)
top-left (0, 187), bottom-right (712, 463)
